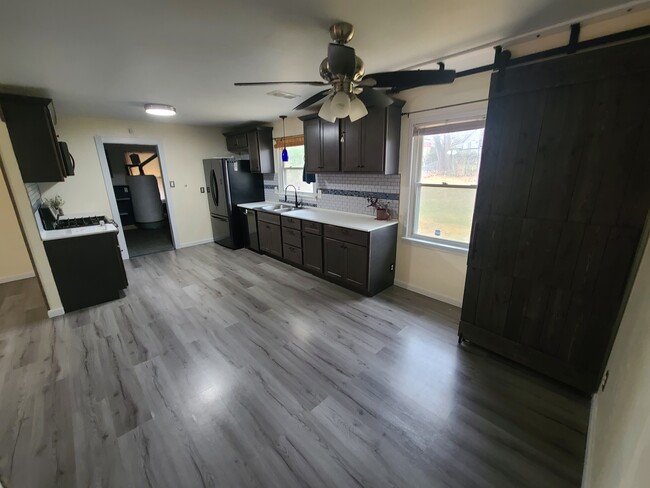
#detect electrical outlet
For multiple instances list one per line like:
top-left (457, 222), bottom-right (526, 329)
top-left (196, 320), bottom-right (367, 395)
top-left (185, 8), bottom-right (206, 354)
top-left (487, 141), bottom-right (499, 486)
top-left (200, 187), bottom-right (205, 193)
top-left (390, 264), bottom-right (395, 271)
top-left (317, 189), bottom-right (322, 199)
top-left (274, 186), bottom-right (279, 194)
top-left (601, 370), bottom-right (609, 391)
top-left (170, 181), bottom-right (175, 188)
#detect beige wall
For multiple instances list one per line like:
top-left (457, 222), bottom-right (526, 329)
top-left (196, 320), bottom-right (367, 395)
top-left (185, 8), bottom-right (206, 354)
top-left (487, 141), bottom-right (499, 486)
top-left (583, 231), bottom-right (650, 487)
top-left (39, 117), bottom-right (226, 247)
top-left (0, 164), bottom-right (33, 282)
top-left (0, 123), bottom-right (62, 312)
top-left (395, 73), bottom-right (491, 306)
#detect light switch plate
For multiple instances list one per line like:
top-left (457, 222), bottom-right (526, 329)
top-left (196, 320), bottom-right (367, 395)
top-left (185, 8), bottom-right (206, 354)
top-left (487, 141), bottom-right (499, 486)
top-left (170, 181), bottom-right (176, 188)
top-left (200, 187), bottom-right (205, 193)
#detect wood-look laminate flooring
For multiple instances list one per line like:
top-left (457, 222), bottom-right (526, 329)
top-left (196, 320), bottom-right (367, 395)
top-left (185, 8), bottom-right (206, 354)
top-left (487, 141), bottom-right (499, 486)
top-left (0, 244), bottom-right (590, 488)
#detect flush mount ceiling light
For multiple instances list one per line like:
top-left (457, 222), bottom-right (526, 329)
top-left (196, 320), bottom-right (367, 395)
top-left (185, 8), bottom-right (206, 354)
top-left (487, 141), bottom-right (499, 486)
top-left (267, 90), bottom-right (300, 100)
top-left (144, 104), bottom-right (176, 116)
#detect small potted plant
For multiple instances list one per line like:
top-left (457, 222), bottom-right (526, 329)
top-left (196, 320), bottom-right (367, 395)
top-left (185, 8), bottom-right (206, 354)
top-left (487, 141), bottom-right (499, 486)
top-left (43, 195), bottom-right (65, 218)
top-left (367, 197), bottom-right (390, 220)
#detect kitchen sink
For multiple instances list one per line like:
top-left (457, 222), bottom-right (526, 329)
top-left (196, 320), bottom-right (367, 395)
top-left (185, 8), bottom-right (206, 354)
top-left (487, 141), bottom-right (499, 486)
top-left (261, 204), bottom-right (297, 213)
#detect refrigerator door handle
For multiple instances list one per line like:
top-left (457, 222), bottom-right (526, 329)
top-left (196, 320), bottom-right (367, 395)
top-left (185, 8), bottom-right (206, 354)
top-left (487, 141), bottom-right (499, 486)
top-left (211, 169), bottom-right (219, 208)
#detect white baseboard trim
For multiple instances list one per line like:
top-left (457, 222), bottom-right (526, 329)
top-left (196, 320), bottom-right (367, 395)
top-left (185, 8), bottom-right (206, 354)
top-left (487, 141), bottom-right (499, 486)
top-left (47, 307), bottom-right (65, 318)
top-left (0, 271), bottom-right (36, 284)
top-left (176, 238), bottom-right (214, 249)
top-left (394, 280), bottom-right (463, 308)
top-left (581, 395), bottom-right (598, 487)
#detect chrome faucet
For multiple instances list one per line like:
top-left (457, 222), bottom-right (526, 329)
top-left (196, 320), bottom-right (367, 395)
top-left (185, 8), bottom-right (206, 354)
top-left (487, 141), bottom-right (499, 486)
top-left (284, 185), bottom-right (302, 208)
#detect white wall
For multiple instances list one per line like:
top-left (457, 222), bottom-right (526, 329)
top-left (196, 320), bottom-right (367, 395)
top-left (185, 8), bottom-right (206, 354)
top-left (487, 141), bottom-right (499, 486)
top-left (0, 165), bottom-right (34, 282)
top-left (39, 117), bottom-right (226, 248)
top-left (582, 231), bottom-right (650, 487)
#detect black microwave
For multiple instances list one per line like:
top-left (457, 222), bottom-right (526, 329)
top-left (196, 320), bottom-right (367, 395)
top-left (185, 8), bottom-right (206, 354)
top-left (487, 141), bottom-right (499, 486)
top-left (58, 141), bottom-right (75, 176)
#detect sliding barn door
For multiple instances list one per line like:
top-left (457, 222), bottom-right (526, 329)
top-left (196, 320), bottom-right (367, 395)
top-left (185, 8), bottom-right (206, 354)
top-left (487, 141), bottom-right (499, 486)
top-left (459, 37), bottom-right (650, 393)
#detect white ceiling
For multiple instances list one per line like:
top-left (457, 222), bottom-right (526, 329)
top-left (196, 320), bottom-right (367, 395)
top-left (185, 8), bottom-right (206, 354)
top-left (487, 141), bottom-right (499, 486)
top-left (0, 0), bottom-right (635, 127)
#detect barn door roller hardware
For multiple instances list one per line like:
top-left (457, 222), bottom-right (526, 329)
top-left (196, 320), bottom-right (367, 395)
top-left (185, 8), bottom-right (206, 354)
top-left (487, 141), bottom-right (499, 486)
top-left (455, 23), bottom-right (650, 80)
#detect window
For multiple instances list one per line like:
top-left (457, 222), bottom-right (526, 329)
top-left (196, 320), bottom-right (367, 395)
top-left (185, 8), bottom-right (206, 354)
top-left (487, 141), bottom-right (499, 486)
top-left (408, 119), bottom-right (485, 249)
top-left (275, 135), bottom-right (314, 195)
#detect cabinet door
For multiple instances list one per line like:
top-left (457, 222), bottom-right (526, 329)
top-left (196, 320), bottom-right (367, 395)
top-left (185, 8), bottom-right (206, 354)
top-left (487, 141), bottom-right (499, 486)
top-left (324, 237), bottom-right (346, 280)
top-left (256, 128), bottom-right (275, 174)
top-left (303, 117), bottom-right (322, 172)
top-left (345, 242), bottom-right (368, 289)
top-left (1, 96), bottom-right (66, 183)
top-left (321, 120), bottom-right (341, 172)
top-left (341, 117), bottom-right (362, 172)
top-left (258, 222), bottom-right (282, 257)
top-left (360, 106), bottom-right (386, 172)
top-left (303, 233), bottom-right (323, 273)
top-left (247, 131), bottom-right (261, 173)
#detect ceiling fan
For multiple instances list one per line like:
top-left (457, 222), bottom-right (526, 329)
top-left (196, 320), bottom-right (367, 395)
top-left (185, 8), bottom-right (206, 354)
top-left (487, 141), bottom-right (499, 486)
top-left (234, 22), bottom-right (456, 122)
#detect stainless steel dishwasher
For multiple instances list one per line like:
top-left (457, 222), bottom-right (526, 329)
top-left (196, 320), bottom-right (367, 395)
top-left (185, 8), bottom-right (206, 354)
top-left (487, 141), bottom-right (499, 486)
top-left (241, 208), bottom-right (260, 252)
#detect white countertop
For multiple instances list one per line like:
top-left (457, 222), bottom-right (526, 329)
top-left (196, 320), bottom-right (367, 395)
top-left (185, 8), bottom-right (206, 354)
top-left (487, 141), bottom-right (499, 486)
top-left (238, 201), bottom-right (398, 232)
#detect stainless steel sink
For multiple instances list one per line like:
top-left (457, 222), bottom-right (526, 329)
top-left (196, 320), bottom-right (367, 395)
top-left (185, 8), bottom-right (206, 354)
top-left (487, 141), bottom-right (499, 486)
top-left (261, 204), bottom-right (297, 213)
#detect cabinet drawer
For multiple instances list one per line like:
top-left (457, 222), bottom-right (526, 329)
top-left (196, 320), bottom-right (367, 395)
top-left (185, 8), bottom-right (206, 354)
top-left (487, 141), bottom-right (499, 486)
top-left (257, 212), bottom-right (281, 225)
top-left (324, 225), bottom-right (369, 247)
top-left (283, 244), bottom-right (303, 265)
top-left (302, 221), bottom-right (322, 235)
top-left (281, 215), bottom-right (302, 230)
top-left (282, 227), bottom-right (302, 248)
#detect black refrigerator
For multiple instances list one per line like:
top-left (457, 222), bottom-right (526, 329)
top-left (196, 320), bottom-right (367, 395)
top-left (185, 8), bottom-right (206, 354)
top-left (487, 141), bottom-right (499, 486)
top-left (203, 159), bottom-right (264, 249)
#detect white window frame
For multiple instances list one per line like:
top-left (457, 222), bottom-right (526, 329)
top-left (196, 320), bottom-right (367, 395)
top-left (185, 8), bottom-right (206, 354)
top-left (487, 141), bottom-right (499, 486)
top-left (404, 106), bottom-right (487, 254)
top-left (275, 145), bottom-right (316, 198)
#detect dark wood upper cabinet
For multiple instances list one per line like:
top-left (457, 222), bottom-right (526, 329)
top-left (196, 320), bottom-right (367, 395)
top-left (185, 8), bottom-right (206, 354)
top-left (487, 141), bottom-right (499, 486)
top-left (321, 119), bottom-right (340, 172)
top-left (303, 116), bottom-right (340, 173)
top-left (459, 36), bottom-right (650, 394)
top-left (301, 100), bottom-right (403, 174)
top-left (303, 117), bottom-right (322, 173)
top-left (223, 127), bottom-right (274, 173)
top-left (342, 103), bottom-right (402, 174)
top-left (0, 94), bottom-right (66, 183)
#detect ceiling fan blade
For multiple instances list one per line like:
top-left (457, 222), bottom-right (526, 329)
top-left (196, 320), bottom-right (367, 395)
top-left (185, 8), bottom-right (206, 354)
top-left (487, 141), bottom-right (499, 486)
top-left (234, 81), bottom-right (328, 86)
top-left (364, 70), bottom-right (456, 89)
top-left (357, 88), bottom-right (394, 108)
top-left (357, 78), bottom-right (377, 87)
top-left (293, 89), bottom-right (331, 111)
top-left (328, 44), bottom-right (356, 77)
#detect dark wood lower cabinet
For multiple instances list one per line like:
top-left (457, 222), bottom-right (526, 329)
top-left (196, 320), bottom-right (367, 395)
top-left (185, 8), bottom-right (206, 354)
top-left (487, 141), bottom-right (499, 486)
top-left (44, 232), bottom-right (128, 312)
top-left (459, 36), bottom-right (650, 393)
top-left (302, 232), bottom-right (323, 273)
top-left (258, 221), bottom-right (282, 257)
top-left (255, 212), bottom-right (397, 296)
top-left (324, 238), bottom-right (368, 290)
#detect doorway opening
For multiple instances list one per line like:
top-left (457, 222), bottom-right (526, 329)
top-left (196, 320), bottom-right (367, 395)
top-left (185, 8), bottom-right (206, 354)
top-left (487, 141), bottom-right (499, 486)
top-left (103, 143), bottom-right (174, 258)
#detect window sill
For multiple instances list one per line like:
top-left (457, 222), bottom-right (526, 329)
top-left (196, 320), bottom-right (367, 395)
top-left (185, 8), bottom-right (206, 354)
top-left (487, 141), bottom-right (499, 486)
top-left (401, 236), bottom-right (469, 255)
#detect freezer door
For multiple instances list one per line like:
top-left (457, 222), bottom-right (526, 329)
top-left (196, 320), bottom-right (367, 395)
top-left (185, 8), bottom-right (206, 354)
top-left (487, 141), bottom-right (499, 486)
top-left (211, 214), bottom-right (233, 248)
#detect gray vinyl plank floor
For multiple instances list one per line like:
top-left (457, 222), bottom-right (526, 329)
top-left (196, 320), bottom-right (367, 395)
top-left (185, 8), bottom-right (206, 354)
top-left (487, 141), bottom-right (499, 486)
top-left (0, 244), bottom-right (590, 488)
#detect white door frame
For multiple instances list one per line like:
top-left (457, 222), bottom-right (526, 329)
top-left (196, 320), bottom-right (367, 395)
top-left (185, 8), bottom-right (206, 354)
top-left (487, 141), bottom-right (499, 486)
top-left (94, 136), bottom-right (179, 260)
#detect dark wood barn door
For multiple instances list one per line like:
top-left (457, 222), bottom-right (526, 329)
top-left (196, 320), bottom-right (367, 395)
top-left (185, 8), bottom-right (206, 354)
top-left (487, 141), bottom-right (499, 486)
top-left (459, 37), bottom-right (650, 393)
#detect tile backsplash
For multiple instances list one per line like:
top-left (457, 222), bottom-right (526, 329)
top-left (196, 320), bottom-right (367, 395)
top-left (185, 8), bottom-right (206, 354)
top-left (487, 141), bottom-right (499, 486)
top-left (263, 173), bottom-right (400, 218)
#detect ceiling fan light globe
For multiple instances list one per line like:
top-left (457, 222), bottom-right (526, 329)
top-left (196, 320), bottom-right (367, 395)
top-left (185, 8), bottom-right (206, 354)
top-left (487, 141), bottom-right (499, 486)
top-left (349, 97), bottom-right (368, 122)
top-left (331, 91), bottom-right (351, 118)
top-left (318, 98), bottom-right (337, 123)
